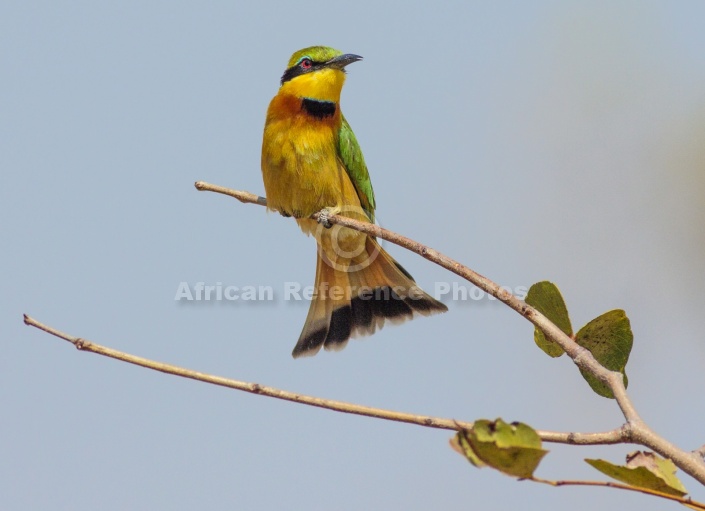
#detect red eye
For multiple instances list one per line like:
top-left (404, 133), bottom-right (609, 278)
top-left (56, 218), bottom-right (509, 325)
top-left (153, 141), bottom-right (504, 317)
top-left (301, 58), bottom-right (312, 69)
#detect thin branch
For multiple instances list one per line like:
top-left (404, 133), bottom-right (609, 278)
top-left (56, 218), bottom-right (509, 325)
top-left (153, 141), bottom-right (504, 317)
top-left (194, 181), bottom-right (705, 485)
top-left (24, 314), bottom-right (622, 446)
top-left (540, 428), bottom-right (626, 446)
top-left (529, 476), bottom-right (705, 510)
top-left (194, 181), bottom-right (266, 207)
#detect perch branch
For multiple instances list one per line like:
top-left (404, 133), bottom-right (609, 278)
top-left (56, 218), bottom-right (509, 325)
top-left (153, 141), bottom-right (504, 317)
top-left (194, 181), bottom-right (705, 485)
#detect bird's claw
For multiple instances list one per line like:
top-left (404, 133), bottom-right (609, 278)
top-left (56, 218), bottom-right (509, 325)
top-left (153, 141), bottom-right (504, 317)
top-left (317, 208), bottom-right (334, 229)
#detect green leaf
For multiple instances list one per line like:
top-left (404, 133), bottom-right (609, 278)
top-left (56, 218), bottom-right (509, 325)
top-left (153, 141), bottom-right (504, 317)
top-left (575, 309), bottom-right (633, 398)
top-left (525, 281), bottom-right (572, 357)
top-left (450, 430), bottom-right (485, 468)
top-left (586, 451), bottom-right (687, 497)
top-left (452, 419), bottom-right (548, 478)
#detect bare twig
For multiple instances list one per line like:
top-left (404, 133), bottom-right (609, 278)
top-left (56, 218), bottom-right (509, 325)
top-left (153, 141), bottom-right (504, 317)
top-left (193, 181), bottom-right (705, 485)
top-left (529, 476), bottom-right (705, 510)
top-left (194, 182), bottom-right (266, 207)
top-left (24, 314), bottom-right (624, 446)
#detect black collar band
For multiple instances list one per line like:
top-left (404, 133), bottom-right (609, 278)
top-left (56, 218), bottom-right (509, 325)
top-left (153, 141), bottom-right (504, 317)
top-left (301, 98), bottom-right (336, 119)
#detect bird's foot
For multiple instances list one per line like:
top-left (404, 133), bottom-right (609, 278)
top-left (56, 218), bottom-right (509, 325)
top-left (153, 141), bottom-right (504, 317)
top-left (316, 207), bottom-right (339, 229)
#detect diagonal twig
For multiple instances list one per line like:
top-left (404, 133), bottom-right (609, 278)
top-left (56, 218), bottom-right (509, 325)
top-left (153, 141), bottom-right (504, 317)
top-left (193, 180), bottom-right (705, 485)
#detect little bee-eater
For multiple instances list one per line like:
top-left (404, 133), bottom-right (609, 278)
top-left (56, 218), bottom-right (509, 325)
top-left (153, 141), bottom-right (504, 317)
top-left (261, 46), bottom-right (447, 357)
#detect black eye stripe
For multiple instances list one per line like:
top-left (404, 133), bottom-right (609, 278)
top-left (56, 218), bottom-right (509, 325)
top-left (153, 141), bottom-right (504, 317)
top-left (280, 60), bottom-right (325, 85)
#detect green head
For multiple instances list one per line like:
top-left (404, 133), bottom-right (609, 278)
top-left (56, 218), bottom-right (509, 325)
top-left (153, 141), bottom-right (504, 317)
top-left (279, 46), bottom-right (362, 96)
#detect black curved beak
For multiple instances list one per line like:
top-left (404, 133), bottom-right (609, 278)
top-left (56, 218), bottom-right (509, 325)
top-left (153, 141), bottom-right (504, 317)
top-left (325, 53), bottom-right (363, 70)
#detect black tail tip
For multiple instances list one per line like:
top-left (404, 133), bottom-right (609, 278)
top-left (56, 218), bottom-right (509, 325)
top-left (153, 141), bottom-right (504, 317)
top-left (291, 286), bottom-right (447, 358)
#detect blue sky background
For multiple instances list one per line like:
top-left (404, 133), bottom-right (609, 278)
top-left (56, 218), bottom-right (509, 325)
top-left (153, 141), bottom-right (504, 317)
top-left (3, 1), bottom-right (705, 509)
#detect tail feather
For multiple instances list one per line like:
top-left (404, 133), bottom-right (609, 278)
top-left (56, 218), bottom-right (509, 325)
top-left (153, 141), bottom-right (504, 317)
top-left (326, 305), bottom-right (353, 345)
top-left (293, 257), bottom-right (332, 355)
top-left (292, 238), bottom-right (447, 358)
top-left (349, 293), bottom-right (375, 334)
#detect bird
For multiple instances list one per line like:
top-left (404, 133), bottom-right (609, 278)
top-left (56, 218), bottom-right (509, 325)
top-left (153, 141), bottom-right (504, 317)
top-left (261, 46), bottom-right (447, 358)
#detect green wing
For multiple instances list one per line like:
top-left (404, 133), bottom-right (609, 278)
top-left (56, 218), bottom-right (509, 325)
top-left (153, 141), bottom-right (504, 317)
top-left (338, 115), bottom-right (376, 222)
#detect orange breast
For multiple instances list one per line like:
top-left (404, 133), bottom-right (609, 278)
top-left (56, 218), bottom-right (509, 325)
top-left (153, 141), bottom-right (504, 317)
top-left (261, 93), bottom-right (361, 219)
